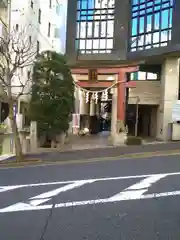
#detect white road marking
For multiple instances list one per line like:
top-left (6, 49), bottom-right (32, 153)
top-left (1, 190), bottom-right (180, 213)
top-left (0, 180), bottom-right (95, 210)
top-left (0, 186), bottom-right (23, 193)
top-left (1, 171), bottom-right (180, 213)
top-left (109, 174), bottom-right (166, 201)
top-left (28, 180), bottom-right (95, 206)
top-left (0, 171), bottom-right (180, 190)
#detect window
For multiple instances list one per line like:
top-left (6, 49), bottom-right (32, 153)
top-left (76, 0), bottom-right (115, 54)
top-left (15, 24), bottom-right (19, 31)
top-left (130, 71), bottom-right (158, 81)
top-left (130, 0), bottom-right (174, 52)
top-left (54, 28), bottom-right (60, 38)
top-left (30, 0), bottom-right (33, 8)
top-left (56, 3), bottom-right (62, 15)
top-left (49, 0), bottom-right (52, 8)
top-left (27, 71), bottom-right (31, 79)
top-left (48, 22), bottom-right (51, 37)
top-left (37, 41), bottom-right (40, 54)
top-left (38, 9), bottom-right (41, 24)
top-left (29, 36), bottom-right (32, 44)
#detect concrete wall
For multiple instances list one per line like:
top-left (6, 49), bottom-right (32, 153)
top-left (128, 81), bottom-right (160, 105)
top-left (156, 57), bottom-right (180, 140)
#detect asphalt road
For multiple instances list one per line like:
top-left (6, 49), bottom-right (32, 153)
top-left (1, 153), bottom-right (180, 239)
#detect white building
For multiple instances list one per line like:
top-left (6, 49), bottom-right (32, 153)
top-left (10, 0), bottom-right (66, 54)
top-left (0, 0), bottom-right (67, 130)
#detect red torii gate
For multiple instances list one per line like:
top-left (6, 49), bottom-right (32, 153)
top-left (71, 65), bottom-right (139, 122)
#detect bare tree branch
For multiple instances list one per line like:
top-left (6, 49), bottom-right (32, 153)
top-left (0, 24), bottom-right (37, 101)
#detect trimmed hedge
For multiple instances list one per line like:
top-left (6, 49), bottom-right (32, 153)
top-left (125, 136), bottom-right (142, 145)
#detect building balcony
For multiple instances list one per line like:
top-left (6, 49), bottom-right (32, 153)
top-left (0, 0), bottom-right (8, 8)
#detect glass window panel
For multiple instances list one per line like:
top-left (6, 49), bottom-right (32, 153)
top-left (145, 45), bottom-right (151, 49)
top-left (147, 73), bottom-right (157, 80)
top-left (80, 22), bottom-right (86, 38)
top-left (132, 0), bottom-right (138, 5)
top-left (81, 0), bottom-right (87, 9)
top-left (107, 20), bottom-right (114, 37)
top-left (131, 37), bottom-right (137, 47)
top-left (169, 8), bottom-right (173, 27)
top-left (161, 42), bottom-right (167, 46)
top-left (154, 5), bottom-right (160, 11)
top-left (140, 4), bottom-right (145, 9)
top-left (76, 22), bottom-right (80, 38)
top-left (87, 0), bottom-right (94, 9)
top-left (87, 22), bottom-right (93, 37)
top-left (145, 33), bottom-right (152, 44)
top-left (146, 7), bottom-right (153, 13)
top-left (139, 17), bottom-right (145, 33)
top-left (132, 6), bottom-right (138, 11)
top-left (80, 15), bottom-right (86, 20)
top-left (108, 9), bottom-right (114, 14)
top-left (170, 0), bottom-right (173, 6)
top-left (99, 39), bottom-right (106, 49)
top-left (161, 9), bottom-right (169, 29)
top-left (161, 30), bottom-right (168, 41)
top-left (106, 39), bottom-right (113, 49)
top-left (138, 36), bottom-right (144, 46)
top-left (100, 21), bottom-right (106, 37)
top-left (77, 1), bottom-right (81, 10)
top-left (147, 2), bottom-right (153, 7)
top-left (75, 40), bottom-right (79, 49)
top-left (140, 10), bottom-right (145, 15)
top-left (132, 18), bottom-right (138, 35)
top-left (146, 15), bottom-right (152, 32)
top-left (107, 0), bottom-right (115, 8)
top-left (138, 71), bottom-right (146, 80)
top-left (77, 11), bottom-right (81, 20)
top-left (168, 30), bottom-right (172, 40)
top-left (93, 39), bottom-right (99, 49)
top-left (94, 0), bottom-right (100, 8)
top-left (79, 39), bottom-right (85, 49)
top-left (162, 3), bottom-right (169, 8)
top-left (86, 40), bottom-right (92, 49)
top-left (154, 0), bottom-right (161, 4)
top-left (132, 12), bottom-right (138, 17)
top-left (153, 32), bottom-right (160, 43)
top-left (81, 10), bottom-right (87, 16)
top-left (153, 43), bottom-right (159, 47)
top-left (154, 12), bottom-right (160, 30)
top-left (94, 21), bottom-right (100, 37)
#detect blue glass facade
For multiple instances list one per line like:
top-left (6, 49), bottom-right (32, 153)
top-left (76, 0), bottom-right (115, 54)
top-left (130, 0), bottom-right (174, 51)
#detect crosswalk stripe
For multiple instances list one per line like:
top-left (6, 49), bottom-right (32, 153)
top-left (109, 174), bottom-right (166, 201)
top-left (28, 180), bottom-right (95, 206)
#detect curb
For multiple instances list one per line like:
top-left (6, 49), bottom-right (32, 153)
top-left (1, 149), bottom-right (180, 169)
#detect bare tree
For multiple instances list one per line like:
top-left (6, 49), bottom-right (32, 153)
top-left (0, 24), bottom-right (37, 162)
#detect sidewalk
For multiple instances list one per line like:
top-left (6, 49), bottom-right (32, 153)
top-left (1, 133), bottom-right (180, 162)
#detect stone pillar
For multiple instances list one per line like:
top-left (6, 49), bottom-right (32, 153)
top-left (79, 90), bottom-right (88, 115)
top-left (156, 57), bottom-right (180, 141)
top-left (90, 96), bottom-right (95, 116)
top-left (96, 102), bottom-right (100, 116)
top-left (117, 71), bottom-right (125, 123)
top-left (72, 87), bottom-right (80, 135)
top-left (30, 121), bottom-right (38, 152)
top-left (111, 87), bottom-right (117, 137)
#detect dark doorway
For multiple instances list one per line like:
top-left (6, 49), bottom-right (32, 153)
top-left (126, 104), bottom-right (154, 137)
